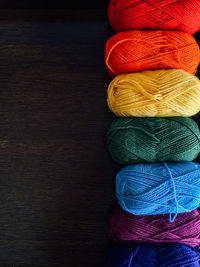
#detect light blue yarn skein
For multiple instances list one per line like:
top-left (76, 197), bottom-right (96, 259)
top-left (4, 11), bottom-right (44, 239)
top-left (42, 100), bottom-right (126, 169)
top-left (116, 162), bottom-right (200, 222)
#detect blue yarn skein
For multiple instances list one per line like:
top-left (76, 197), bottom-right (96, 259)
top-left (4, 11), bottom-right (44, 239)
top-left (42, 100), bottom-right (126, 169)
top-left (106, 243), bottom-right (200, 267)
top-left (116, 162), bottom-right (200, 221)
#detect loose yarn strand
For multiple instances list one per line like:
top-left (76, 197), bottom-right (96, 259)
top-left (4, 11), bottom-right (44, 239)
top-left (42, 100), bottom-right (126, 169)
top-left (128, 244), bottom-right (140, 267)
top-left (163, 162), bottom-right (179, 222)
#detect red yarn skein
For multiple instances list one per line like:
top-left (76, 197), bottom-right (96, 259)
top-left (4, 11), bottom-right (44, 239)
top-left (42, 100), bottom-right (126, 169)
top-left (108, 0), bottom-right (200, 34)
top-left (105, 30), bottom-right (200, 77)
top-left (110, 208), bottom-right (200, 248)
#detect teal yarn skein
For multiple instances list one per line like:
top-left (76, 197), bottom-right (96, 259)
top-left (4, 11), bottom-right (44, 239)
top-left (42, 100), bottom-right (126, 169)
top-left (107, 117), bottom-right (200, 164)
top-left (116, 162), bottom-right (200, 222)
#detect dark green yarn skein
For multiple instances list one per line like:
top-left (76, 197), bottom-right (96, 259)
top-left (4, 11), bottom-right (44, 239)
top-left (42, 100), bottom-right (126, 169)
top-left (106, 117), bottom-right (200, 164)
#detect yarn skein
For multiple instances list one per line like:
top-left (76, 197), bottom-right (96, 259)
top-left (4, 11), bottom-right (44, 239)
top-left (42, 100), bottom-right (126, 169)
top-left (107, 243), bottom-right (200, 267)
top-left (108, 0), bottom-right (200, 34)
top-left (107, 117), bottom-right (200, 164)
top-left (105, 30), bottom-right (200, 77)
top-left (110, 207), bottom-right (200, 248)
top-left (107, 69), bottom-right (200, 117)
top-left (116, 162), bottom-right (200, 221)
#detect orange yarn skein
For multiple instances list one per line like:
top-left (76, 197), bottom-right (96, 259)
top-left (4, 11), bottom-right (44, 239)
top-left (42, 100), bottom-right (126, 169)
top-left (105, 30), bottom-right (200, 77)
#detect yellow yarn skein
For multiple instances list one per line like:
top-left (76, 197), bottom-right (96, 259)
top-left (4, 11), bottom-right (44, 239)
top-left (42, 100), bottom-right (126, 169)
top-left (107, 69), bottom-right (200, 117)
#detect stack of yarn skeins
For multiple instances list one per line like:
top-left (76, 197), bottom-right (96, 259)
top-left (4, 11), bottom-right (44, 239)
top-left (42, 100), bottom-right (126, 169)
top-left (105, 0), bottom-right (200, 266)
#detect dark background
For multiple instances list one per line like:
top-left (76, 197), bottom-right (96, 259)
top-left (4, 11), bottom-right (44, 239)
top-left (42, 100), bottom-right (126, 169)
top-left (0, 0), bottom-right (110, 9)
top-left (0, 5), bottom-right (198, 267)
top-left (0, 8), bottom-right (116, 267)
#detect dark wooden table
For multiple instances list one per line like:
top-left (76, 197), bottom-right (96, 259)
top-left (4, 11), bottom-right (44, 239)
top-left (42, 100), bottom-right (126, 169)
top-left (0, 9), bottom-right (118, 266)
top-left (0, 1), bottom-right (110, 9)
top-left (0, 9), bottom-right (198, 267)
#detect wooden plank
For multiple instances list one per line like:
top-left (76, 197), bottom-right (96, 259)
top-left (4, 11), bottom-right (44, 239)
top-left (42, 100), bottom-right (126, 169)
top-left (0, 1), bottom-right (109, 9)
top-left (0, 9), bottom-right (117, 265)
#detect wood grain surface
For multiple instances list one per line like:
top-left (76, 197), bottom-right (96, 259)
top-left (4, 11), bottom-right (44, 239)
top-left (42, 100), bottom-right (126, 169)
top-left (0, 9), bottom-right (116, 266)
top-left (0, 1), bottom-right (110, 9)
top-left (0, 9), bottom-right (198, 267)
